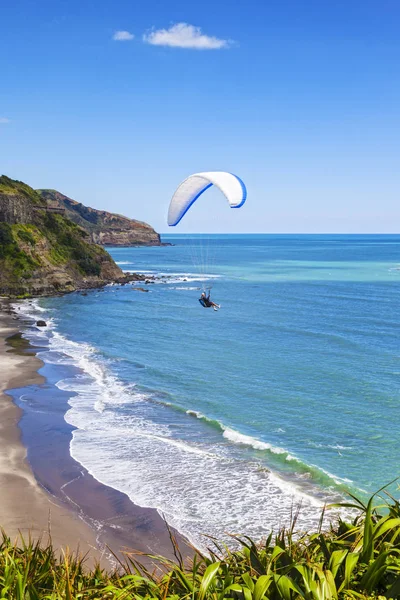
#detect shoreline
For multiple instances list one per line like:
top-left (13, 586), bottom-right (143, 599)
top-left (0, 303), bottom-right (101, 558)
top-left (0, 301), bottom-right (192, 565)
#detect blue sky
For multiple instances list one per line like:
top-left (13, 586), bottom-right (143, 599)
top-left (1, 0), bottom-right (399, 233)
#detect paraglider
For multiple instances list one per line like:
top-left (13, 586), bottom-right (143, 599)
top-left (167, 171), bottom-right (247, 309)
top-left (167, 172), bottom-right (247, 226)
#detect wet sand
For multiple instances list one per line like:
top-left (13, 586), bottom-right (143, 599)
top-left (0, 301), bottom-right (192, 566)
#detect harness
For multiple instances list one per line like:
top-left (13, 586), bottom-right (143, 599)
top-left (199, 298), bottom-right (212, 308)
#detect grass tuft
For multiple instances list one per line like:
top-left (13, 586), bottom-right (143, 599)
top-left (1, 488), bottom-right (400, 598)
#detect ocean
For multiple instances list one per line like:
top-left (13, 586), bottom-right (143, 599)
top-left (15, 234), bottom-right (400, 549)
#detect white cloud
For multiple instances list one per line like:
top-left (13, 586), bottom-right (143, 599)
top-left (113, 30), bottom-right (134, 41)
top-left (0, 117), bottom-right (10, 124)
top-left (143, 23), bottom-right (232, 50)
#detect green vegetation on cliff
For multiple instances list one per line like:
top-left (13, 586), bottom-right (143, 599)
top-left (0, 175), bottom-right (42, 205)
top-left (1, 489), bottom-right (400, 599)
top-left (41, 212), bottom-right (104, 276)
top-left (0, 176), bottom-right (122, 296)
top-left (0, 223), bottom-right (39, 279)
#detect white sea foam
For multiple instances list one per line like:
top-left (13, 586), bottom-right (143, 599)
top-left (14, 299), bottom-right (49, 315)
top-left (127, 270), bottom-right (221, 285)
top-left (308, 441), bottom-right (353, 451)
top-left (316, 466), bottom-right (353, 486)
top-left (158, 273), bottom-right (221, 285)
top-left (187, 409), bottom-right (206, 419)
top-left (168, 286), bottom-right (201, 291)
top-left (139, 433), bottom-right (217, 458)
top-left (121, 271), bottom-right (220, 285)
top-left (13, 300), bottom-right (56, 344)
top-left (220, 428), bottom-right (352, 487)
top-left (187, 414), bottom-right (353, 494)
top-left (222, 427), bottom-right (288, 455)
top-left (14, 299), bottom-right (49, 318)
top-left (49, 332), bottom-right (148, 413)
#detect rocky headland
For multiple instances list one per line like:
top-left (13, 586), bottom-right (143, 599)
top-left (0, 176), bottom-right (162, 297)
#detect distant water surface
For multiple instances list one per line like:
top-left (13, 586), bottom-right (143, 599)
top-left (17, 235), bottom-right (400, 548)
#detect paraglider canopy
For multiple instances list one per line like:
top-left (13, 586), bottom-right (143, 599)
top-left (168, 171), bottom-right (247, 226)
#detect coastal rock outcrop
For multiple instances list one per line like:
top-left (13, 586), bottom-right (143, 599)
top-left (38, 189), bottom-right (161, 246)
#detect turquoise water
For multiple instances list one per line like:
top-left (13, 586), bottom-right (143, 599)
top-left (19, 235), bottom-right (400, 547)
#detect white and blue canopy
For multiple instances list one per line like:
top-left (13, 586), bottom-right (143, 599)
top-left (167, 171), bottom-right (247, 226)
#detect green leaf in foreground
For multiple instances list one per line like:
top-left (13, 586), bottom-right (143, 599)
top-left (1, 485), bottom-right (400, 599)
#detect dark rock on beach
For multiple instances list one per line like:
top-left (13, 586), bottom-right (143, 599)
top-left (115, 272), bottom-right (154, 285)
top-left (36, 320), bottom-right (47, 327)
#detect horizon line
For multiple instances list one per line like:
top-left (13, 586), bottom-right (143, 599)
top-left (158, 231), bottom-right (400, 235)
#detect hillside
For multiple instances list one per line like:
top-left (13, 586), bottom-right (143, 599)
top-left (38, 189), bottom-right (161, 246)
top-left (0, 176), bottom-right (123, 297)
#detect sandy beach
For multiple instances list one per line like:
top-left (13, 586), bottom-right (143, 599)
top-left (0, 303), bottom-right (104, 557)
top-left (0, 302), bottom-right (191, 565)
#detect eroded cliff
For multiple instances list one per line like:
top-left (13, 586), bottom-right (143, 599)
top-left (38, 190), bottom-right (161, 246)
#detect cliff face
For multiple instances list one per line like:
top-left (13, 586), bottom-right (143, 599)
top-left (0, 194), bottom-right (35, 225)
top-left (38, 190), bottom-right (161, 246)
top-left (0, 176), bottom-right (123, 297)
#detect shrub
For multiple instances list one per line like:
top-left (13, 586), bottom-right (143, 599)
top-left (17, 228), bottom-right (36, 246)
top-left (0, 223), bottom-right (14, 257)
top-left (76, 257), bottom-right (101, 276)
top-left (42, 211), bottom-right (62, 233)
